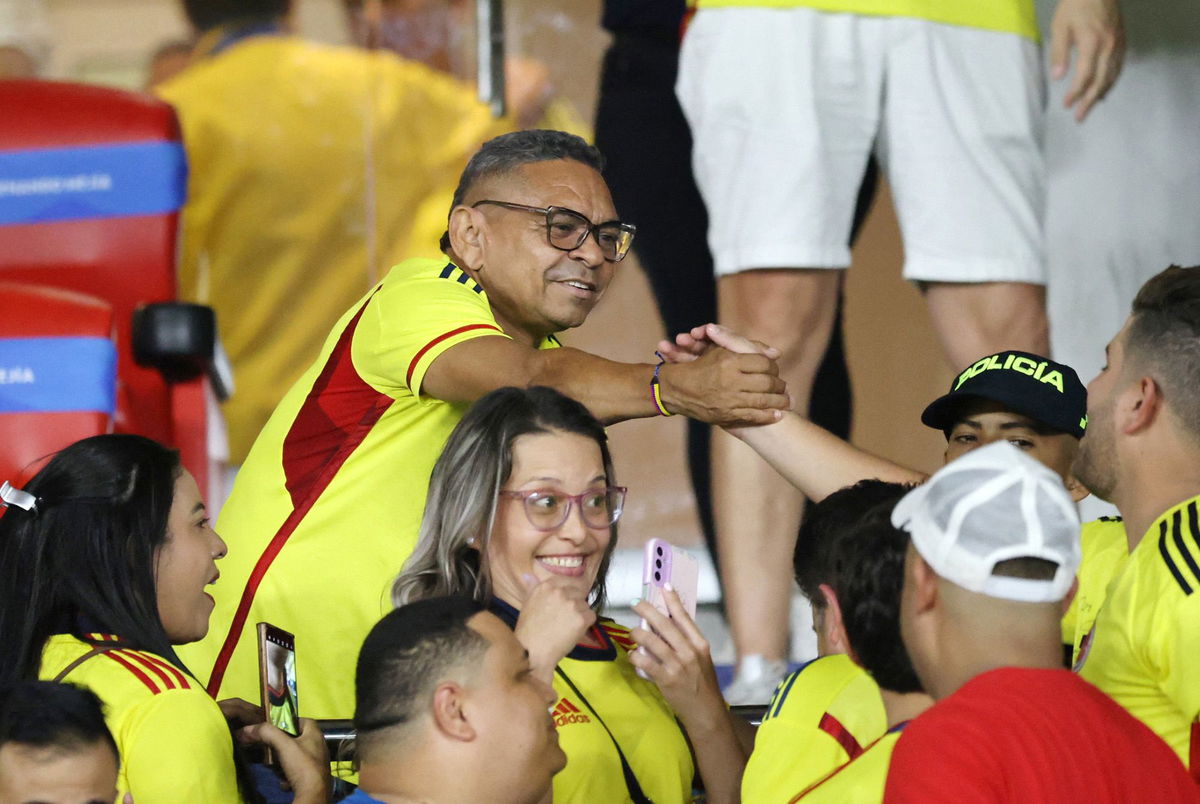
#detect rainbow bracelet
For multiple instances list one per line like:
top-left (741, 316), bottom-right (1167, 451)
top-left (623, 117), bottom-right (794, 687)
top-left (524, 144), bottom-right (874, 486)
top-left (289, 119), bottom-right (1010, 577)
top-left (651, 352), bottom-right (673, 416)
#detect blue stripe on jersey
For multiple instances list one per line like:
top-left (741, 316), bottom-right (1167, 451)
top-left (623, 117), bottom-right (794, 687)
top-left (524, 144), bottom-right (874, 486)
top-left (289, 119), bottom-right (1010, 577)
top-left (1159, 519), bottom-right (1193, 595)
top-left (766, 657), bottom-right (819, 720)
top-left (1176, 503), bottom-right (1200, 591)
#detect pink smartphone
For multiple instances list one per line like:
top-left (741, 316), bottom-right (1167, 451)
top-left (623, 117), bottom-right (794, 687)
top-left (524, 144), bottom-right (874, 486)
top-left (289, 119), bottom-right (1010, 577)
top-left (641, 538), bottom-right (700, 623)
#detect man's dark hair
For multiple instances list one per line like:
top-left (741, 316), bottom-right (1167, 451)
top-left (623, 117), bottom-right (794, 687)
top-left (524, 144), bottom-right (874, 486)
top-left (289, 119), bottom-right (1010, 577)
top-left (1126, 265), bottom-right (1200, 439)
top-left (0, 681), bottom-right (118, 761)
top-left (354, 597), bottom-right (488, 759)
top-left (181, 0), bottom-right (289, 31)
top-left (794, 480), bottom-right (922, 694)
top-left (441, 130), bottom-right (605, 253)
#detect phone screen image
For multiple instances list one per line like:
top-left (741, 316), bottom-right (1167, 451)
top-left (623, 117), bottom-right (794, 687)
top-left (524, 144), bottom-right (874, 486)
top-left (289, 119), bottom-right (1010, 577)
top-left (258, 624), bottom-right (299, 737)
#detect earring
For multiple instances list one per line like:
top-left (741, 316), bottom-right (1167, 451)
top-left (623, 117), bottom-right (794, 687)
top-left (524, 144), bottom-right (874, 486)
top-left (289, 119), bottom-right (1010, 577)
top-left (467, 536), bottom-right (477, 545)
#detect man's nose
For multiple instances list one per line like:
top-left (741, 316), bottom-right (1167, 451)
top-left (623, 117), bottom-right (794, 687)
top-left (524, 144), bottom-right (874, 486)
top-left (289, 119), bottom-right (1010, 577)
top-left (569, 229), bottom-right (605, 268)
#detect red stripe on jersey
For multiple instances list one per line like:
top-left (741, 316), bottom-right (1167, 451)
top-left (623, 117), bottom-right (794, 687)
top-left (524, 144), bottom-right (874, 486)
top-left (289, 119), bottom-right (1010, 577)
top-left (120, 651), bottom-right (178, 690)
top-left (136, 651), bottom-right (191, 690)
top-left (207, 295), bottom-right (393, 697)
top-left (103, 651), bottom-right (161, 695)
top-left (405, 324), bottom-right (503, 389)
top-left (1190, 721), bottom-right (1199, 783)
top-left (818, 712), bottom-right (864, 760)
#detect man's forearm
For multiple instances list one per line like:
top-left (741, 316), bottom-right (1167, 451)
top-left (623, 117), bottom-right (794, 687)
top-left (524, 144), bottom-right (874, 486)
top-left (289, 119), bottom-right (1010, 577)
top-left (731, 412), bottom-right (927, 502)
top-left (525, 346), bottom-right (659, 423)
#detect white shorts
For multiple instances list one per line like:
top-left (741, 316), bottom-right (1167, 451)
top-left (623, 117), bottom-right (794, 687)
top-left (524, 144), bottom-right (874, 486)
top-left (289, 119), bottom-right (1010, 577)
top-left (677, 8), bottom-right (1046, 283)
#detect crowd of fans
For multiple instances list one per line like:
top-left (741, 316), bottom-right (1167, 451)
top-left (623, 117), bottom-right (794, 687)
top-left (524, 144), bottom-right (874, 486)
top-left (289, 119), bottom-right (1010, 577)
top-left (2, 0), bottom-right (1199, 802)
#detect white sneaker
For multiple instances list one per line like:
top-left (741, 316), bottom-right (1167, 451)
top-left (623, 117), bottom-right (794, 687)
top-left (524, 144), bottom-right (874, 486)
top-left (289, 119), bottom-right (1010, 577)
top-left (723, 655), bottom-right (788, 705)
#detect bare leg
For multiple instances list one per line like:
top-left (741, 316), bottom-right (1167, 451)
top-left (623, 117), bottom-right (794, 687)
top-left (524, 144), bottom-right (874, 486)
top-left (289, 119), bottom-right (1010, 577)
top-left (924, 281), bottom-right (1051, 370)
top-left (715, 269), bottom-right (841, 699)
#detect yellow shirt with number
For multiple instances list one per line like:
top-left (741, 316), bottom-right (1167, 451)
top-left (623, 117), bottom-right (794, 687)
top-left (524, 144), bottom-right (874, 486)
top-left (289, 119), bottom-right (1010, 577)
top-left (743, 654), bottom-right (887, 802)
top-left (41, 634), bottom-right (243, 803)
top-left (180, 258), bottom-right (559, 721)
top-left (1077, 495), bottom-right (1200, 771)
top-left (158, 36), bottom-right (508, 463)
top-left (690, 0), bottom-right (1038, 41)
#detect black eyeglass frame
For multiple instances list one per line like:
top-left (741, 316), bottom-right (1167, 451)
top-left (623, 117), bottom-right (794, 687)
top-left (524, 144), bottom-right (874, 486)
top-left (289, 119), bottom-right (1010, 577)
top-left (472, 200), bottom-right (637, 263)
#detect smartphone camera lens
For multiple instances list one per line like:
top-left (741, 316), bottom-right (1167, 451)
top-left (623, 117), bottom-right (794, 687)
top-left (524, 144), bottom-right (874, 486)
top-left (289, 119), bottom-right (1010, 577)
top-left (655, 559), bottom-right (662, 569)
top-left (654, 571), bottom-right (661, 582)
top-left (656, 546), bottom-right (664, 556)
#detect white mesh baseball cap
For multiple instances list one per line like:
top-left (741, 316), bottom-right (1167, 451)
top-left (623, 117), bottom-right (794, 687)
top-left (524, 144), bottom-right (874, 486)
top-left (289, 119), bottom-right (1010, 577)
top-left (890, 442), bottom-right (1081, 603)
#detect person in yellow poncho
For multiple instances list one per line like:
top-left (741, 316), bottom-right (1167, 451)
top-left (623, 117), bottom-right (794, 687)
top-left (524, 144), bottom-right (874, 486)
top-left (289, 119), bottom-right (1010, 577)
top-left (157, 0), bottom-right (509, 468)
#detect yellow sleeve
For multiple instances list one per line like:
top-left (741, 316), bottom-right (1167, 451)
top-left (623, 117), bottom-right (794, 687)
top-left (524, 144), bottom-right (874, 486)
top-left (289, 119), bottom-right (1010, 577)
top-left (743, 656), bottom-right (886, 802)
top-left (119, 689), bottom-right (243, 803)
top-left (1161, 592), bottom-right (1200, 733)
top-left (351, 263), bottom-right (508, 398)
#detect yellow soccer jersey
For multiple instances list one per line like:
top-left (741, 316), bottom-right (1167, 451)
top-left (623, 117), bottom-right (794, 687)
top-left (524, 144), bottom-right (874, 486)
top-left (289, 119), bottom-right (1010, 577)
top-left (180, 258), bottom-right (559, 720)
top-left (1077, 495), bottom-right (1200, 772)
top-left (743, 654), bottom-right (887, 802)
top-left (789, 724), bottom-right (905, 801)
top-left (40, 634), bottom-right (243, 803)
top-left (690, 0), bottom-right (1038, 40)
top-left (551, 620), bottom-right (694, 804)
top-left (1061, 516), bottom-right (1129, 661)
top-left (157, 36), bottom-right (508, 462)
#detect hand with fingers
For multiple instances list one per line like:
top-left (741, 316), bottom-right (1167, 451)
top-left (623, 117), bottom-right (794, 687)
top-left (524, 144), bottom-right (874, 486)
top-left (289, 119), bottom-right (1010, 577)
top-left (217, 697), bottom-right (264, 730)
top-left (514, 574), bottom-right (597, 683)
top-left (237, 718), bottom-right (330, 804)
top-left (656, 322), bottom-right (781, 364)
top-left (1049, 0), bottom-right (1125, 122)
top-left (629, 586), bottom-right (726, 729)
top-left (654, 330), bottom-right (789, 426)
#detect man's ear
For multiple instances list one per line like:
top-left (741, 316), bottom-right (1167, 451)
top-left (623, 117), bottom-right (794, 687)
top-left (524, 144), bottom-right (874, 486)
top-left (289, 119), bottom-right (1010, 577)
top-left (448, 206), bottom-right (486, 271)
top-left (1064, 472), bottom-right (1090, 503)
top-left (817, 583), bottom-right (852, 657)
top-left (430, 681), bottom-right (476, 742)
top-left (910, 553), bottom-right (939, 617)
top-left (1120, 376), bottom-right (1162, 435)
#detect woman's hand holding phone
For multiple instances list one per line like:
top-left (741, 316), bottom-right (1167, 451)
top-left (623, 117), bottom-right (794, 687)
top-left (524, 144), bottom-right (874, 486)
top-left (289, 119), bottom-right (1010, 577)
top-left (514, 574), bottom-right (596, 683)
top-left (630, 587), bottom-right (726, 731)
top-left (237, 718), bottom-right (330, 804)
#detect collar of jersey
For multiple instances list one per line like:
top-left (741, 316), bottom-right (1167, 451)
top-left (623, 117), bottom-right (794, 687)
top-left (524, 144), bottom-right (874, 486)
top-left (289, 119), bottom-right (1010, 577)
top-left (489, 597), bottom-right (616, 661)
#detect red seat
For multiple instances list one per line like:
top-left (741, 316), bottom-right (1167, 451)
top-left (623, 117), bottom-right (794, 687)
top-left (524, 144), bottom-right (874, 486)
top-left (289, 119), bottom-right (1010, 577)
top-left (0, 283), bottom-right (117, 484)
top-left (0, 79), bottom-right (221, 499)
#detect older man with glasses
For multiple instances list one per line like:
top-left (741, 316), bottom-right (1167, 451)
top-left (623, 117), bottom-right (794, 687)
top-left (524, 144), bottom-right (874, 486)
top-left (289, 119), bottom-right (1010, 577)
top-left (181, 129), bottom-right (789, 723)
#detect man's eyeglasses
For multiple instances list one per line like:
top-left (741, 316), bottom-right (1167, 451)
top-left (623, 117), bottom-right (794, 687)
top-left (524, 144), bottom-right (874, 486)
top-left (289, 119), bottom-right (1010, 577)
top-left (498, 487), bottom-right (628, 531)
top-left (473, 200), bottom-right (637, 263)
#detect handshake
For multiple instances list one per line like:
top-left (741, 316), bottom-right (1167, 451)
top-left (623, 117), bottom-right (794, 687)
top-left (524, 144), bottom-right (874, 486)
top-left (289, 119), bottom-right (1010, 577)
top-left (651, 323), bottom-right (789, 428)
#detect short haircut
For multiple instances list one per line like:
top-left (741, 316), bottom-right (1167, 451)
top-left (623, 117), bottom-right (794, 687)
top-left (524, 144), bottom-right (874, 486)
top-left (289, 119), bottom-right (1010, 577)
top-left (0, 681), bottom-right (117, 761)
top-left (794, 480), bottom-right (922, 694)
top-left (1126, 265), bottom-right (1200, 439)
top-left (441, 130), bottom-right (605, 252)
top-left (992, 556), bottom-right (1059, 581)
top-left (181, 0), bottom-right (289, 31)
top-left (354, 597), bottom-right (489, 759)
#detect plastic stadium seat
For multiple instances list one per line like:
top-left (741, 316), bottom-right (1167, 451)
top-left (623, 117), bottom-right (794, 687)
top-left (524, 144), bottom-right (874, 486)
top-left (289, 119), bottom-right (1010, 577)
top-left (0, 79), bottom-right (223, 500)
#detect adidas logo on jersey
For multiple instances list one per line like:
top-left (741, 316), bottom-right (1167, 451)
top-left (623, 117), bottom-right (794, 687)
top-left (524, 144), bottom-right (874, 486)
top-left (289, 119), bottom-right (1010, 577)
top-left (553, 697), bottom-right (591, 727)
